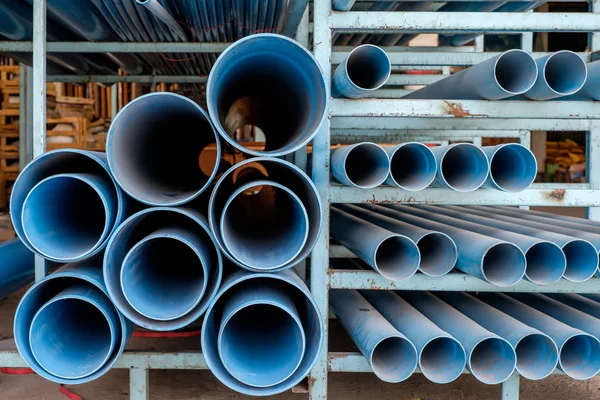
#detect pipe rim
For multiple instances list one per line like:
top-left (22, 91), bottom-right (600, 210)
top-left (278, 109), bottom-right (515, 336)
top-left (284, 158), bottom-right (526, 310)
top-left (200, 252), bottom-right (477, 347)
top-left (342, 44), bottom-right (392, 92)
top-left (541, 50), bottom-right (588, 96)
top-left (339, 142), bottom-right (390, 189)
top-left (492, 49), bottom-right (538, 96)
top-left (480, 242), bottom-right (526, 287)
top-left (373, 234), bottom-right (420, 281)
top-left (438, 143), bottom-right (490, 192)
top-left (487, 143), bottom-right (537, 192)
top-left (558, 333), bottom-right (600, 380)
top-left (416, 232), bottom-right (458, 277)
top-left (387, 142), bottom-right (437, 191)
top-left (513, 333), bottom-right (558, 380)
top-left (468, 336), bottom-right (516, 384)
top-left (419, 335), bottom-right (466, 384)
top-left (561, 239), bottom-right (598, 283)
top-left (369, 335), bottom-right (418, 383)
top-left (523, 241), bottom-right (566, 286)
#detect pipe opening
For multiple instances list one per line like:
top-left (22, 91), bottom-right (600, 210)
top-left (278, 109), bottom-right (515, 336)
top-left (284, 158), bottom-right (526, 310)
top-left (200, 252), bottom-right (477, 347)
top-left (389, 143), bottom-right (437, 190)
top-left (440, 145), bottom-right (488, 192)
top-left (481, 243), bottom-right (525, 287)
top-left (544, 52), bottom-right (587, 95)
top-left (489, 144), bottom-right (537, 192)
top-left (345, 143), bottom-right (389, 188)
top-left (30, 297), bottom-right (113, 379)
top-left (219, 303), bottom-right (305, 387)
top-left (109, 93), bottom-right (218, 206)
top-left (470, 338), bottom-right (516, 384)
top-left (120, 237), bottom-right (207, 321)
top-left (371, 336), bottom-right (417, 383)
top-left (346, 45), bottom-right (391, 90)
top-left (22, 175), bottom-right (108, 261)
top-left (420, 337), bottom-right (466, 384)
top-left (562, 240), bottom-right (598, 282)
top-left (515, 334), bottom-right (558, 380)
top-left (524, 242), bottom-right (566, 286)
top-left (417, 233), bottom-right (457, 277)
top-left (208, 35), bottom-right (327, 156)
top-left (494, 50), bottom-right (538, 94)
top-left (374, 235), bottom-right (420, 281)
top-left (559, 334), bottom-right (600, 380)
top-left (221, 182), bottom-right (309, 270)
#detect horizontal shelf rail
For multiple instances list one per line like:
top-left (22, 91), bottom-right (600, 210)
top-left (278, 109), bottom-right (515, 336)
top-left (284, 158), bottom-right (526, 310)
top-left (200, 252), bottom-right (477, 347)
top-left (47, 75), bottom-right (208, 84)
top-left (0, 42), bottom-right (231, 53)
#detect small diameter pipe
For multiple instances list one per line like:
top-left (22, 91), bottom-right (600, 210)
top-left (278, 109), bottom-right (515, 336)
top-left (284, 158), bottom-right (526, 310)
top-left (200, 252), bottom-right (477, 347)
top-left (384, 142), bottom-right (437, 191)
top-left (331, 143), bottom-right (390, 188)
top-left (429, 144), bottom-right (489, 192)
top-left (332, 0), bottom-right (356, 11)
top-left (403, 50), bottom-right (538, 100)
top-left (136, 0), bottom-right (187, 41)
top-left (0, 238), bottom-right (34, 300)
top-left (330, 208), bottom-right (421, 281)
top-left (367, 204), bottom-right (526, 287)
top-left (565, 61), bottom-right (600, 100)
top-left (400, 291), bottom-right (516, 384)
top-left (360, 290), bottom-right (465, 383)
top-left (332, 45), bottom-right (391, 99)
top-left (436, 292), bottom-right (558, 380)
top-left (330, 290), bottom-right (417, 382)
top-left (523, 51), bottom-right (588, 100)
top-left (478, 293), bottom-right (600, 380)
top-left (335, 204), bottom-right (457, 277)
top-left (481, 144), bottom-right (537, 192)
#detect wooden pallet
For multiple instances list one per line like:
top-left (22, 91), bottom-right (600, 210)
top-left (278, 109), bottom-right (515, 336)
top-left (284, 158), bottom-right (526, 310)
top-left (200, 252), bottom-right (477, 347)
top-left (0, 152), bottom-right (19, 172)
top-left (46, 117), bottom-right (86, 151)
top-left (0, 132), bottom-right (19, 153)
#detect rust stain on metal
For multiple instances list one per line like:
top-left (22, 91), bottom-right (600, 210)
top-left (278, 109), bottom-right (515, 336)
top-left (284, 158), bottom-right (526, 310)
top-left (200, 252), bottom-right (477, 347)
top-left (443, 100), bottom-right (487, 118)
top-left (547, 189), bottom-right (566, 201)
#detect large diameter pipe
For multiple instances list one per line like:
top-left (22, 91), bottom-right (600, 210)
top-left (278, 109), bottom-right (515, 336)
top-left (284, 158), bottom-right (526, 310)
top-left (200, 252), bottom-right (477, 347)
top-left (400, 291), bottom-right (516, 384)
top-left (458, 206), bottom-right (598, 282)
top-left (331, 143), bottom-right (390, 188)
top-left (429, 144), bottom-right (489, 192)
top-left (335, 204), bottom-right (457, 277)
top-left (332, 45), bottom-right (391, 98)
top-left (104, 207), bottom-right (222, 331)
top-left (330, 290), bottom-right (418, 382)
top-left (360, 291), bottom-right (465, 383)
top-left (0, 238), bottom-right (35, 300)
top-left (206, 34), bottom-right (327, 157)
top-left (415, 205), bottom-right (566, 285)
top-left (107, 92), bottom-right (220, 206)
top-left (330, 208), bottom-right (421, 281)
top-left (435, 292), bottom-right (558, 380)
top-left (14, 261), bottom-right (133, 384)
top-left (522, 51), bottom-right (588, 100)
top-left (403, 50), bottom-right (538, 100)
top-left (209, 157), bottom-right (322, 272)
top-left (202, 269), bottom-right (323, 396)
top-left (10, 149), bottom-right (127, 263)
top-left (477, 293), bottom-right (600, 380)
top-left (384, 142), bottom-right (437, 191)
top-left (366, 204), bottom-right (526, 287)
top-left (481, 144), bottom-right (537, 192)
top-left (218, 284), bottom-right (306, 388)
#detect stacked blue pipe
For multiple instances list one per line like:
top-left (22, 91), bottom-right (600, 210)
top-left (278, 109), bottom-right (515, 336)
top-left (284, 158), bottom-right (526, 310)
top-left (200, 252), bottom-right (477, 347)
top-left (0, 238), bottom-right (35, 299)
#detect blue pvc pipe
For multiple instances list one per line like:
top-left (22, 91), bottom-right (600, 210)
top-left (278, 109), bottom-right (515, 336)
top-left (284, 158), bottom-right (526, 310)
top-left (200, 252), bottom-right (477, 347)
top-left (14, 261), bottom-right (132, 384)
top-left (429, 144), bottom-right (490, 192)
top-left (523, 51), bottom-right (588, 100)
top-left (565, 61), bottom-right (600, 100)
top-left (0, 238), bottom-right (34, 300)
top-left (332, 45), bottom-right (391, 99)
top-left (206, 34), bottom-right (327, 157)
top-left (481, 144), bottom-right (537, 192)
top-left (384, 142), bottom-right (437, 191)
top-left (202, 269), bottom-right (324, 396)
top-left (331, 143), bottom-right (390, 189)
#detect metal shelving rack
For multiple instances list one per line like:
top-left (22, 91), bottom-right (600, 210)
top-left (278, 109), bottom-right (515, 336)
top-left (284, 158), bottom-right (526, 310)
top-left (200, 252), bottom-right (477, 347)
top-left (1, 0), bottom-right (600, 399)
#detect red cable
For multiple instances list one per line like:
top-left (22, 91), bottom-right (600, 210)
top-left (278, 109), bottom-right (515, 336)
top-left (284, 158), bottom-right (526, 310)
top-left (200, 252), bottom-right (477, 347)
top-left (59, 385), bottom-right (83, 400)
top-left (0, 367), bottom-right (34, 375)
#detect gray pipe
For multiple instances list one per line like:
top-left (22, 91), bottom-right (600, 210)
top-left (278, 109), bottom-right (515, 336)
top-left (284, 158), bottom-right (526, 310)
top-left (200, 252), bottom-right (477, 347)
top-left (564, 61), bottom-right (600, 100)
top-left (331, 143), bottom-right (390, 189)
top-left (429, 144), bottom-right (489, 192)
top-left (522, 51), bottom-right (588, 100)
top-left (332, 45), bottom-right (391, 99)
top-left (481, 144), bottom-right (537, 192)
top-left (384, 142), bottom-right (437, 191)
top-left (136, 0), bottom-right (187, 41)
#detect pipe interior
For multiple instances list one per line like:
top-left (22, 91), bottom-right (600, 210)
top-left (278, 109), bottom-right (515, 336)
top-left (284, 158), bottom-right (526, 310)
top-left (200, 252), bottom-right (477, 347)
top-left (375, 235), bottom-right (420, 281)
top-left (524, 242), bottom-right (566, 286)
top-left (110, 94), bottom-right (217, 205)
top-left (221, 184), bottom-right (309, 270)
top-left (22, 176), bottom-right (107, 260)
top-left (30, 297), bottom-right (113, 379)
top-left (420, 337), bottom-right (466, 384)
top-left (490, 145), bottom-right (537, 192)
top-left (560, 335), bottom-right (600, 380)
top-left (417, 233), bottom-right (457, 276)
top-left (219, 303), bottom-right (305, 387)
top-left (371, 336), bottom-right (417, 383)
top-left (389, 144), bottom-right (437, 190)
top-left (481, 243), bottom-right (525, 287)
top-left (544, 52), bottom-right (587, 95)
top-left (515, 334), bottom-right (558, 380)
top-left (346, 46), bottom-right (391, 90)
top-left (470, 338), bottom-right (516, 384)
top-left (121, 237), bottom-right (207, 321)
top-left (440, 145), bottom-right (488, 191)
top-left (494, 51), bottom-right (537, 94)
top-left (562, 241), bottom-right (598, 282)
top-left (211, 38), bottom-right (326, 154)
top-left (345, 144), bottom-right (390, 188)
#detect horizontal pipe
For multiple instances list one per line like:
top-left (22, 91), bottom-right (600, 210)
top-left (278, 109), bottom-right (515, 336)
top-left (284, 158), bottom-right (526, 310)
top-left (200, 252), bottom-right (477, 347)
top-left (330, 208), bottom-right (421, 281)
top-left (366, 204), bottom-right (526, 286)
top-left (564, 61), bottom-right (600, 100)
top-left (384, 142), bottom-right (437, 191)
top-left (429, 144), bottom-right (489, 192)
top-left (505, 206), bottom-right (600, 231)
top-left (206, 34), bottom-right (327, 157)
top-left (481, 144), bottom-right (537, 192)
top-left (332, 45), bottom-right (391, 98)
top-left (400, 291), bottom-right (516, 384)
top-left (335, 204), bottom-right (457, 277)
top-left (523, 51), bottom-right (587, 100)
top-left (403, 50), bottom-right (537, 100)
top-left (0, 238), bottom-right (34, 300)
top-left (202, 269), bottom-right (323, 396)
top-left (107, 92), bottom-right (220, 206)
top-left (136, 0), bottom-right (187, 41)
top-left (360, 290), bottom-right (465, 383)
top-left (331, 142), bottom-right (390, 188)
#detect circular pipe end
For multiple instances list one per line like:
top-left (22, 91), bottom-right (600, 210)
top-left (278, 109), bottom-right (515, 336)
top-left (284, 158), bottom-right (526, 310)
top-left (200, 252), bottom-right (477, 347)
top-left (469, 337), bottom-right (516, 384)
top-left (388, 143), bottom-right (437, 191)
top-left (439, 144), bottom-right (489, 192)
top-left (417, 232), bottom-right (458, 277)
top-left (374, 235), bottom-right (420, 281)
top-left (346, 45), bottom-right (391, 91)
top-left (481, 243), bottom-right (526, 287)
top-left (559, 334), bottom-right (600, 380)
top-left (343, 143), bottom-right (390, 189)
top-left (524, 242), bottom-right (567, 286)
top-left (488, 144), bottom-right (537, 192)
top-left (562, 240), bottom-right (598, 283)
top-left (371, 336), bottom-right (418, 383)
top-left (543, 51), bottom-right (588, 96)
top-left (420, 336), bottom-right (466, 384)
top-left (494, 50), bottom-right (538, 95)
top-left (515, 333), bottom-right (558, 380)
